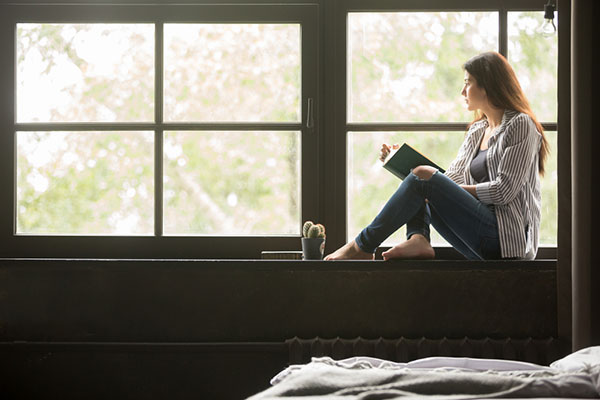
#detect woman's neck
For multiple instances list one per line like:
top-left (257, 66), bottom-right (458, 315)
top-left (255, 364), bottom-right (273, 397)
top-left (483, 107), bottom-right (504, 130)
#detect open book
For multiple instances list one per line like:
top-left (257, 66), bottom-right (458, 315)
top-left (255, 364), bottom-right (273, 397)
top-left (382, 143), bottom-right (445, 180)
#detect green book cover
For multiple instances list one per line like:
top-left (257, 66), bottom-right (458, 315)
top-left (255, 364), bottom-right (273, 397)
top-left (382, 143), bottom-right (446, 180)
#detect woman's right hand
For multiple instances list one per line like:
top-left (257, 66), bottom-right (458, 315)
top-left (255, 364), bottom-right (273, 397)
top-left (379, 143), bottom-right (400, 162)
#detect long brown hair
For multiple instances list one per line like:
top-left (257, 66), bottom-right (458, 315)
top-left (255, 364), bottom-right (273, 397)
top-left (463, 52), bottom-right (549, 176)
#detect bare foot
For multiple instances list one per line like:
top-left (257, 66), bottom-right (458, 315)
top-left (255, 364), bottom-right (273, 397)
top-left (381, 234), bottom-right (435, 261)
top-left (324, 240), bottom-right (374, 260)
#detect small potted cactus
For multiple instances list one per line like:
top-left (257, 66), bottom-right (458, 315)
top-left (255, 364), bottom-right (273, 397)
top-left (301, 220), bottom-right (326, 260)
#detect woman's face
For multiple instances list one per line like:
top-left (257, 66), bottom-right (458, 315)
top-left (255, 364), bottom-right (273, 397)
top-left (461, 71), bottom-right (487, 111)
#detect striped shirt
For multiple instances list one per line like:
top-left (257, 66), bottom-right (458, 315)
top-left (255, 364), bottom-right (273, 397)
top-left (444, 110), bottom-right (542, 259)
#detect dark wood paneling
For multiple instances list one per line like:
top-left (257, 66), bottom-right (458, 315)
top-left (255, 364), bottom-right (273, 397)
top-left (0, 259), bottom-right (557, 342)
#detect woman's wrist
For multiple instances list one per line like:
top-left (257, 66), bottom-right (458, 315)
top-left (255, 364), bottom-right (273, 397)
top-left (460, 184), bottom-right (478, 198)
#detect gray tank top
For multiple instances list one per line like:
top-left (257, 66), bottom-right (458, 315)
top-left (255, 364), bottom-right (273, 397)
top-left (470, 148), bottom-right (489, 183)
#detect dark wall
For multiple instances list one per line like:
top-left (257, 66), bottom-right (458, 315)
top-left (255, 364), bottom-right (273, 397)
top-left (571, 0), bottom-right (600, 350)
top-left (1, 342), bottom-right (287, 400)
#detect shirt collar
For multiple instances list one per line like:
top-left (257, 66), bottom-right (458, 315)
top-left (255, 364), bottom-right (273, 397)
top-left (487, 109), bottom-right (517, 137)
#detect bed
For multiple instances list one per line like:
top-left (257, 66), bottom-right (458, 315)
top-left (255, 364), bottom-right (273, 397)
top-left (248, 346), bottom-right (600, 399)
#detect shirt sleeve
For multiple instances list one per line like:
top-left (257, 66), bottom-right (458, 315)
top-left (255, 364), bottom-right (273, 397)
top-left (475, 114), bottom-right (541, 205)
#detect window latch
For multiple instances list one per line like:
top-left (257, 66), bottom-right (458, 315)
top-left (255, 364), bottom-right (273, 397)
top-left (306, 97), bottom-right (314, 129)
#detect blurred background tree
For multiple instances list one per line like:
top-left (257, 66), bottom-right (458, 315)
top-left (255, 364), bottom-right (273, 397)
top-left (16, 23), bottom-right (300, 236)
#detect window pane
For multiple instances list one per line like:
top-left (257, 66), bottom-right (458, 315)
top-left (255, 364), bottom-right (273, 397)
top-left (348, 131), bottom-right (465, 246)
top-left (348, 12), bottom-right (498, 123)
top-left (164, 24), bottom-right (300, 122)
top-left (540, 131), bottom-right (557, 245)
top-left (163, 131), bottom-right (300, 235)
top-left (17, 24), bottom-right (154, 122)
top-left (16, 131), bottom-right (154, 235)
top-left (508, 12), bottom-right (558, 122)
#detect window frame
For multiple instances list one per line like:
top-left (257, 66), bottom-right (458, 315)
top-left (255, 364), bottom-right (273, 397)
top-left (0, 0), bottom-right (566, 260)
top-left (0, 3), bottom-right (320, 258)
top-left (325, 0), bottom-right (562, 259)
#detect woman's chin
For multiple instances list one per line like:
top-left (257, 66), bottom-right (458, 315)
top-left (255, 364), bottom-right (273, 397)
top-left (465, 103), bottom-right (477, 112)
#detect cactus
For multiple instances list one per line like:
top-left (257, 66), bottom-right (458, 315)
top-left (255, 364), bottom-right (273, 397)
top-left (316, 223), bottom-right (325, 237)
top-left (303, 221), bottom-right (326, 238)
top-left (307, 225), bottom-right (321, 238)
top-left (302, 221), bottom-right (314, 237)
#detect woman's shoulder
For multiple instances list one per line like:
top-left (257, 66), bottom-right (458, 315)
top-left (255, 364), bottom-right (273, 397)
top-left (503, 110), bottom-right (538, 128)
top-left (502, 110), bottom-right (539, 138)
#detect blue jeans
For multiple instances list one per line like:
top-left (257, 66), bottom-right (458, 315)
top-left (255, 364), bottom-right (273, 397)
top-left (355, 171), bottom-right (501, 260)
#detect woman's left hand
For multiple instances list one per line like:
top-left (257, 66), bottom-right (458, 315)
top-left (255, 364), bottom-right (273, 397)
top-left (460, 184), bottom-right (479, 199)
top-left (379, 143), bottom-right (400, 162)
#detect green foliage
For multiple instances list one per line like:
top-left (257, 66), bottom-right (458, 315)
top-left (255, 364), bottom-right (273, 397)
top-left (17, 131), bottom-right (154, 234)
top-left (16, 23), bottom-right (301, 236)
top-left (18, 24), bottom-right (155, 122)
top-left (163, 131), bottom-right (300, 235)
top-left (349, 12), bottom-right (498, 123)
top-left (163, 24), bottom-right (300, 122)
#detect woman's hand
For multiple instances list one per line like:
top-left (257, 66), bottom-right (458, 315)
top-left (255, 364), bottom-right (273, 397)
top-left (379, 143), bottom-right (400, 162)
top-left (460, 184), bottom-right (479, 199)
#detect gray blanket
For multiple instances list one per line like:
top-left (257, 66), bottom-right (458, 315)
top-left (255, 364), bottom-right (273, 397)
top-left (248, 359), bottom-right (600, 399)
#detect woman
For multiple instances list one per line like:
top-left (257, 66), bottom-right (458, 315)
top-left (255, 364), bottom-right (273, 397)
top-left (325, 51), bottom-right (549, 261)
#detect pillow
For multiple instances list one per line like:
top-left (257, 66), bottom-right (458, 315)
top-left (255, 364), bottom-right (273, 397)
top-left (406, 356), bottom-right (549, 371)
top-left (550, 346), bottom-right (600, 371)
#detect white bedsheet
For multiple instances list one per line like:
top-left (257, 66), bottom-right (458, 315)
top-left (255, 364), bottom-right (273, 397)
top-left (271, 346), bottom-right (600, 386)
top-left (250, 346), bottom-right (600, 400)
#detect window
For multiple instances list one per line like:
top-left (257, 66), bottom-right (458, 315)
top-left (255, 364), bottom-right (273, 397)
top-left (0, 1), bottom-right (563, 259)
top-left (347, 11), bottom-right (499, 246)
top-left (344, 6), bottom-right (559, 249)
top-left (1, 3), bottom-right (318, 258)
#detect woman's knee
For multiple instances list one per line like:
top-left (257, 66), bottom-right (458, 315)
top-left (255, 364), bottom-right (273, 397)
top-left (412, 165), bottom-right (437, 181)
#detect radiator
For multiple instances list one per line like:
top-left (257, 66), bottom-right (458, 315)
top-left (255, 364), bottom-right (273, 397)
top-left (286, 336), bottom-right (568, 366)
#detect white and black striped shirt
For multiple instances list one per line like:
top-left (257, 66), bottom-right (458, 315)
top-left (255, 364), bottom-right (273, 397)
top-left (444, 110), bottom-right (542, 259)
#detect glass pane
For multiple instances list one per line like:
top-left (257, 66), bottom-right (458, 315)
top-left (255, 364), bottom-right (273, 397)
top-left (348, 12), bottom-right (498, 123)
top-left (17, 24), bottom-right (154, 122)
top-left (540, 131), bottom-right (557, 245)
top-left (348, 131), bottom-right (465, 246)
top-left (508, 12), bottom-right (558, 123)
top-left (164, 24), bottom-right (300, 122)
top-left (16, 131), bottom-right (154, 235)
top-left (163, 131), bottom-right (300, 235)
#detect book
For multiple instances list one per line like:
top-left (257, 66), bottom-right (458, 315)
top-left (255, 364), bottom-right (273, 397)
top-left (261, 251), bottom-right (303, 260)
top-left (382, 143), bottom-right (445, 180)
